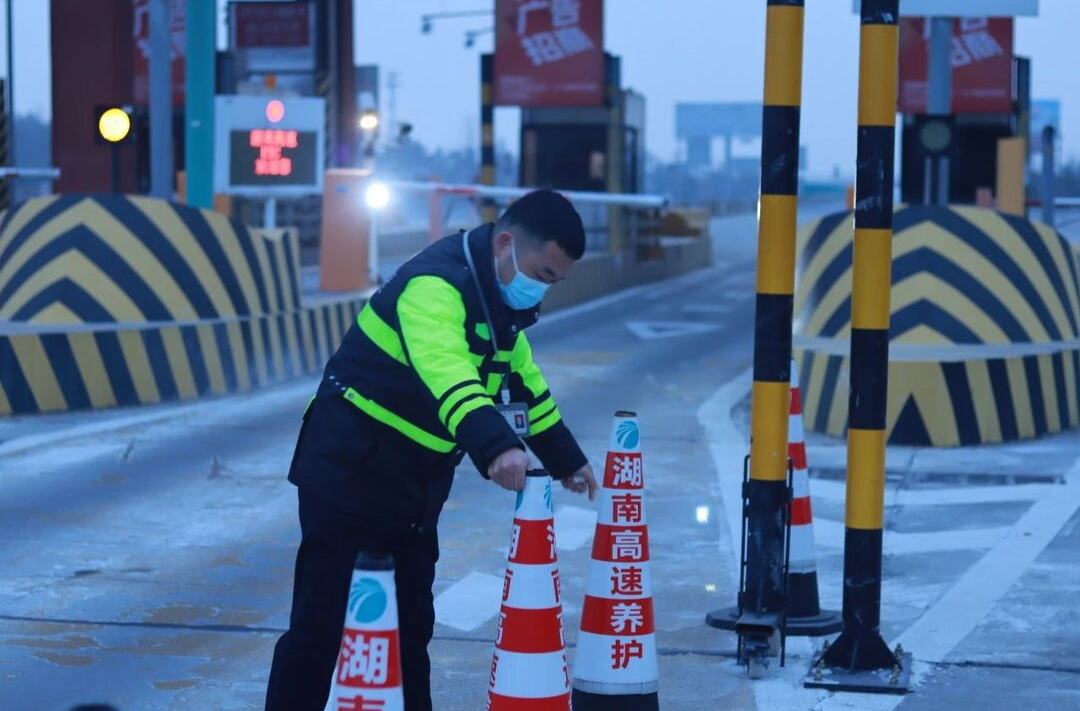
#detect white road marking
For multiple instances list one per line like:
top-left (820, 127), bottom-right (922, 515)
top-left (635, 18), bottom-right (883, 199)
top-left (809, 478), bottom-right (1052, 506)
top-left (895, 457), bottom-right (1080, 663)
top-left (434, 571), bottom-right (504, 632)
top-left (682, 304), bottom-right (734, 315)
top-left (696, 366), bottom-right (752, 563)
top-left (812, 518), bottom-right (1009, 555)
top-left (626, 320), bottom-right (722, 340)
top-left (554, 505), bottom-right (597, 551)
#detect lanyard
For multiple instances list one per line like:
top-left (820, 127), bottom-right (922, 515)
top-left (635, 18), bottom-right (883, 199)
top-left (462, 230), bottom-right (512, 405)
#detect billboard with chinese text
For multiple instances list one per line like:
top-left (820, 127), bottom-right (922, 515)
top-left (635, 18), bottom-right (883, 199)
top-left (493, 0), bottom-right (605, 107)
top-left (898, 17), bottom-right (1014, 114)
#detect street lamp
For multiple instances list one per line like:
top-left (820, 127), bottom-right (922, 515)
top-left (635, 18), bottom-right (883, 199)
top-left (465, 27), bottom-right (494, 49)
top-left (365, 181), bottom-right (390, 210)
top-left (419, 9), bottom-right (490, 35)
top-left (359, 110), bottom-right (380, 133)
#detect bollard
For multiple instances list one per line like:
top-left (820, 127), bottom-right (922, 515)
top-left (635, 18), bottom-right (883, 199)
top-left (706, 0), bottom-right (806, 678)
top-left (804, 0), bottom-right (912, 694)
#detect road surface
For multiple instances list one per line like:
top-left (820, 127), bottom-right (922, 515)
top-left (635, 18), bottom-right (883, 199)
top-left (1, 203), bottom-right (1078, 710)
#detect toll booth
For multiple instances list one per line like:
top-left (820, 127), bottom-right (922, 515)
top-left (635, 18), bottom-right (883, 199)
top-left (519, 56), bottom-right (645, 196)
top-left (897, 17), bottom-right (1030, 207)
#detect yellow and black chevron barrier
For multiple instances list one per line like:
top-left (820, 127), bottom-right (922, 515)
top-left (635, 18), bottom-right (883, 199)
top-left (0, 195), bottom-right (366, 416)
top-left (0, 195), bottom-right (302, 323)
top-left (794, 204), bottom-right (1080, 446)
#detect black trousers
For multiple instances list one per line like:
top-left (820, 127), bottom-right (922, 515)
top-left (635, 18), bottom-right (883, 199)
top-left (265, 489), bottom-right (441, 711)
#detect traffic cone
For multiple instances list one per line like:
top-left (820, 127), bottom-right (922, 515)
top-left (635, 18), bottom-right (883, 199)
top-left (487, 470), bottom-right (571, 711)
top-left (783, 361), bottom-right (841, 635)
top-left (324, 551), bottom-right (405, 711)
top-left (572, 411), bottom-right (659, 710)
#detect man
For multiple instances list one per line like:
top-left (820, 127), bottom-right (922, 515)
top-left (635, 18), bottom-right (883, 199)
top-left (266, 189), bottom-right (597, 711)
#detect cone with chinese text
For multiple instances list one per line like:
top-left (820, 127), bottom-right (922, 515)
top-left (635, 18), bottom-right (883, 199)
top-left (784, 361), bottom-right (841, 635)
top-left (324, 552), bottom-right (404, 711)
top-left (487, 470), bottom-right (571, 710)
top-left (572, 411), bottom-right (659, 710)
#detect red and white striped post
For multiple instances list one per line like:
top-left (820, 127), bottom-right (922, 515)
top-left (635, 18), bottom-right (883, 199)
top-left (487, 471), bottom-right (572, 710)
top-left (572, 411), bottom-right (659, 710)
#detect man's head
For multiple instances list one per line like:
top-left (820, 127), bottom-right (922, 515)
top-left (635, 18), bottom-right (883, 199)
top-left (491, 190), bottom-right (585, 310)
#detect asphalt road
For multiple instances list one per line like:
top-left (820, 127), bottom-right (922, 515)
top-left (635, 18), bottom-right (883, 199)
top-left (1, 203), bottom-right (1078, 710)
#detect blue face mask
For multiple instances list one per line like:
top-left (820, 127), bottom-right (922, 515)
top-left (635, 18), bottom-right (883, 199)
top-left (497, 239), bottom-right (549, 310)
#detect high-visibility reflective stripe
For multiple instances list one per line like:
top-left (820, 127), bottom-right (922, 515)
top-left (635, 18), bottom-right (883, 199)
top-left (357, 306), bottom-right (408, 366)
top-left (528, 396), bottom-right (555, 421)
top-left (447, 394), bottom-right (493, 435)
top-left (438, 381), bottom-right (487, 425)
top-left (343, 387), bottom-right (456, 453)
top-left (486, 372), bottom-right (503, 395)
top-left (530, 407), bottom-right (562, 436)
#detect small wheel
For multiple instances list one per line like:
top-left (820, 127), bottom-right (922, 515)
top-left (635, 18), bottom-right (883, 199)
top-left (748, 655), bottom-right (767, 679)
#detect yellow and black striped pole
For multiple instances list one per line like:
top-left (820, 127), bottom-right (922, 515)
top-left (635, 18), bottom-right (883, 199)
top-left (706, 0), bottom-right (805, 647)
top-left (480, 52), bottom-right (497, 223)
top-left (811, 0), bottom-right (910, 692)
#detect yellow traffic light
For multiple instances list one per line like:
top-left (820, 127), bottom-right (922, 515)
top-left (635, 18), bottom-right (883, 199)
top-left (98, 108), bottom-right (132, 143)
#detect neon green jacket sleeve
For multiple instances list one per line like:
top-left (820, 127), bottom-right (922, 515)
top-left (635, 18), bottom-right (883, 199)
top-left (509, 332), bottom-right (588, 479)
top-left (397, 276), bottom-right (523, 474)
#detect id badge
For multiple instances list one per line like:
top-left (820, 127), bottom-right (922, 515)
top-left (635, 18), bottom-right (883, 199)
top-left (496, 403), bottom-right (530, 436)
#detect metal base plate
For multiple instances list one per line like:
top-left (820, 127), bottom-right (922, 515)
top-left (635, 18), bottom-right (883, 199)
top-left (804, 651), bottom-right (913, 694)
top-left (705, 606), bottom-right (843, 637)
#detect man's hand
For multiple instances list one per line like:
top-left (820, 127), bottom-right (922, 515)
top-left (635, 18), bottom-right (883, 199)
top-left (488, 448), bottom-right (529, 492)
top-left (561, 463), bottom-right (598, 501)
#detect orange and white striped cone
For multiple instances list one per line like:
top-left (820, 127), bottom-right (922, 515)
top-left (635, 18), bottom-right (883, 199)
top-left (487, 470), bottom-right (571, 711)
top-left (784, 361), bottom-right (841, 636)
top-left (324, 552), bottom-right (404, 711)
top-left (572, 411), bottom-right (659, 710)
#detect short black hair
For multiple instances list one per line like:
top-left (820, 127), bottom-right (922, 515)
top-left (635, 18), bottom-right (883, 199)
top-left (494, 189), bottom-right (586, 260)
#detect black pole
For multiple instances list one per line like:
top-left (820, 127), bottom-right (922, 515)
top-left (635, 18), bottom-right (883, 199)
top-left (111, 145), bottom-right (120, 194)
top-left (807, 0), bottom-right (911, 694)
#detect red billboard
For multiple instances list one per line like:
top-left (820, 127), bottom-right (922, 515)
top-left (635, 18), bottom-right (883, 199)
top-left (898, 17), bottom-right (1013, 114)
top-left (493, 0), bottom-right (605, 107)
top-left (133, 0), bottom-right (186, 107)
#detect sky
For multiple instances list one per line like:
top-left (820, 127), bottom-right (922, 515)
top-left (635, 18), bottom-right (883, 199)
top-left (5, 0), bottom-right (1080, 178)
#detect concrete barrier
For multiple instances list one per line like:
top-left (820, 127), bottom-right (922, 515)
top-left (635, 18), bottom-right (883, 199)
top-left (0, 195), bottom-right (364, 416)
top-left (794, 205), bottom-right (1080, 446)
